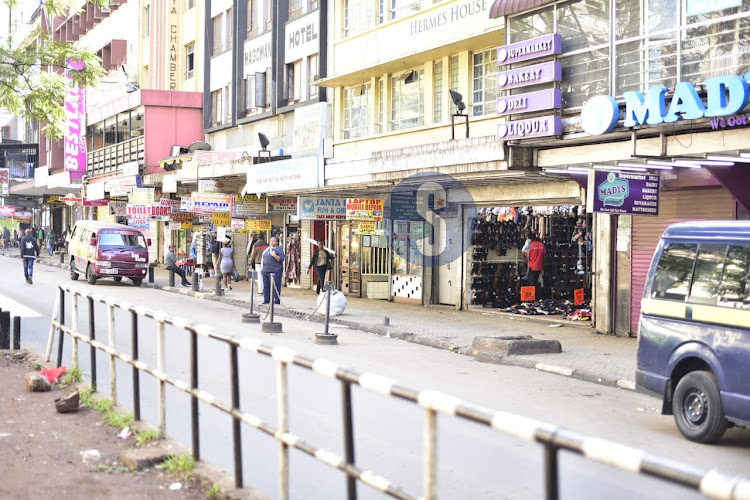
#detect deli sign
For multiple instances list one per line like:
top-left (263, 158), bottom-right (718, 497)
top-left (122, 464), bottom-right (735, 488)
top-left (582, 74), bottom-right (750, 135)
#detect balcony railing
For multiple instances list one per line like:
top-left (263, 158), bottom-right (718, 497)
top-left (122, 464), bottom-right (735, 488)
top-left (86, 136), bottom-right (144, 178)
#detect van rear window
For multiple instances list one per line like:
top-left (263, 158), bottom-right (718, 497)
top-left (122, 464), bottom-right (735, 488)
top-left (651, 243), bottom-right (697, 301)
top-left (99, 231), bottom-right (146, 248)
top-left (688, 244), bottom-right (727, 305)
top-left (719, 245), bottom-right (750, 309)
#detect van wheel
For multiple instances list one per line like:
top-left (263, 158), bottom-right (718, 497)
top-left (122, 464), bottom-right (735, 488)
top-left (69, 259), bottom-right (79, 281)
top-left (672, 371), bottom-right (727, 444)
top-left (113, 277), bottom-right (122, 282)
top-left (132, 278), bottom-right (142, 287)
top-left (86, 265), bottom-right (97, 285)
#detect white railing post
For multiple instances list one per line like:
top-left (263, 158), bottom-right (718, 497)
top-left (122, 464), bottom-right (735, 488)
top-left (277, 361), bottom-right (289, 500)
top-left (45, 292), bottom-right (60, 362)
top-left (157, 320), bottom-right (166, 435)
top-left (71, 293), bottom-right (79, 369)
top-left (424, 409), bottom-right (437, 500)
top-left (108, 303), bottom-right (117, 405)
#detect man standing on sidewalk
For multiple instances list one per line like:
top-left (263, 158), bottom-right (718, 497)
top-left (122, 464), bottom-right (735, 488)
top-left (20, 228), bottom-right (40, 284)
top-left (165, 244), bottom-right (191, 287)
top-left (524, 232), bottom-right (547, 300)
top-left (261, 236), bottom-right (284, 305)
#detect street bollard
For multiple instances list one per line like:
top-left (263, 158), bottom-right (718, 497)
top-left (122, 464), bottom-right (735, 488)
top-left (59, 252), bottom-right (65, 264)
top-left (315, 281), bottom-right (338, 345)
top-left (241, 271), bottom-right (260, 323)
top-left (168, 269), bottom-right (175, 287)
top-left (192, 271), bottom-right (199, 292)
top-left (149, 265), bottom-right (155, 284)
top-left (0, 310), bottom-right (10, 349)
top-left (12, 316), bottom-right (21, 350)
top-left (261, 275), bottom-right (282, 333)
top-left (215, 275), bottom-right (222, 296)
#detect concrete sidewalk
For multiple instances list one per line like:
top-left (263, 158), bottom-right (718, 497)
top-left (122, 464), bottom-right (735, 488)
top-left (9, 250), bottom-right (638, 390)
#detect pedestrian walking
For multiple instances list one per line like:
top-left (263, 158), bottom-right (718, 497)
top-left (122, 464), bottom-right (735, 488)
top-left (219, 240), bottom-right (234, 291)
top-left (307, 238), bottom-right (333, 295)
top-left (248, 233), bottom-right (268, 294)
top-left (209, 236), bottom-right (221, 278)
top-left (2, 226), bottom-right (10, 248)
top-left (46, 229), bottom-right (56, 257)
top-left (20, 228), bottom-right (40, 284)
top-left (166, 244), bottom-right (192, 287)
top-left (261, 236), bottom-right (284, 305)
top-left (37, 226), bottom-right (45, 249)
top-left (524, 232), bottom-right (547, 300)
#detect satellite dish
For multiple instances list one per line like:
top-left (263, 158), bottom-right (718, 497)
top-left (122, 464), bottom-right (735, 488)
top-left (188, 141), bottom-right (212, 153)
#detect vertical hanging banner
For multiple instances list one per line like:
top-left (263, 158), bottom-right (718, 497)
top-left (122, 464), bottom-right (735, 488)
top-left (0, 168), bottom-right (9, 196)
top-left (64, 60), bottom-right (87, 179)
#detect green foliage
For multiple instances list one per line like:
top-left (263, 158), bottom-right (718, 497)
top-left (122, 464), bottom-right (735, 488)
top-left (136, 429), bottom-right (160, 446)
top-left (205, 483), bottom-right (222, 498)
top-left (33, 362), bottom-right (42, 371)
top-left (79, 386), bottom-right (95, 407)
top-left (161, 453), bottom-right (195, 479)
top-left (0, 0), bottom-right (109, 138)
top-left (59, 366), bottom-right (86, 388)
top-left (104, 409), bottom-right (133, 429)
top-left (92, 464), bottom-right (129, 474)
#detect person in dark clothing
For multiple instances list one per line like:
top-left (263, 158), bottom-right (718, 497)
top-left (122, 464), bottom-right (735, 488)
top-left (248, 233), bottom-right (269, 294)
top-left (20, 228), bottom-right (40, 284)
top-left (524, 232), bottom-right (547, 300)
top-left (209, 236), bottom-right (221, 277)
top-left (261, 236), bottom-right (284, 305)
top-left (166, 244), bottom-right (191, 287)
top-left (307, 239), bottom-right (333, 294)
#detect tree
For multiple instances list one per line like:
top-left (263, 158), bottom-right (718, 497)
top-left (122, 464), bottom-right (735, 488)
top-left (0, 0), bottom-right (108, 139)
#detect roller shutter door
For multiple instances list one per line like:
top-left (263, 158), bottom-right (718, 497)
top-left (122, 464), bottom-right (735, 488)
top-left (630, 188), bottom-right (734, 334)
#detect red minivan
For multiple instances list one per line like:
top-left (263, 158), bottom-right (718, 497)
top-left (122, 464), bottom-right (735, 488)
top-left (68, 221), bottom-right (150, 286)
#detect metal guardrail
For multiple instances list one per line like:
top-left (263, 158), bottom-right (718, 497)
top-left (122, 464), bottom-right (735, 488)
top-left (48, 283), bottom-right (750, 500)
top-left (86, 136), bottom-right (144, 177)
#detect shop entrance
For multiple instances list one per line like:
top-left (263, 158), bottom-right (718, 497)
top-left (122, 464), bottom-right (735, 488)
top-left (437, 213), bottom-right (460, 305)
top-left (338, 223), bottom-right (360, 296)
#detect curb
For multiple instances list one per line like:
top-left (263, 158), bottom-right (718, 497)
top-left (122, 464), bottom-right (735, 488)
top-left (5, 252), bottom-right (637, 392)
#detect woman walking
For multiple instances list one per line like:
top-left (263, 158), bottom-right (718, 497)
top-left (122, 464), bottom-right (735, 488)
top-left (219, 240), bottom-right (234, 290)
top-left (308, 239), bottom-right (333, 294)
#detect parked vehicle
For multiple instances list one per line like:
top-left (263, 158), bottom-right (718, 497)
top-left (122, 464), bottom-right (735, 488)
top-left (68, 221), bottom-right (150, 286)
top-left (636, 220), bottom-right (750, 443)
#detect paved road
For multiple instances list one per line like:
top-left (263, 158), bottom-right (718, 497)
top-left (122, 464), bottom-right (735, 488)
top-left (1, 254), bottom-right (748, 499)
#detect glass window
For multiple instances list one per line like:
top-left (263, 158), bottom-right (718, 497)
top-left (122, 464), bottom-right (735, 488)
top-left (472, 48), bottom-right (499, 117)
top-left (286, 60), bottom-right (302, 103)
top-left (719, 245), bottom-right (750, 309)
top-left (345, 0), bottom-right (374, 37)
top-left (247, 0), bottom-right (258, 36)
top-left (186, 0), bottom-right (195, 9)
top-left (308, 54), bottom-right (319, 98)
top-left (131, 108), bottom-right (144, 138)
top-left (226, 7), bottom-right (233, 47)
top-left (212, 14), bottom-right (223, 56)
top-left (433, 61), bottom-right (443, 123)
top-left (343, 83), bottom-right (371, 139)
top-left (681, 17), bottom-right (750, 84)
top-left (556, 0), bottom-right (610, 53)
top-left (377, 78), bottom-right (385, 133)
top-left (616, 37), bottom-right (677, 94)
top-left (392, 220), bottom-right (422, 275)
top-left (144, 6), bottom-right (150, 37)
top-left (651, 243), bottom-right (698, 301)
top-left (211, 89), bottom-right (223, 126)
top-left (561, 48), bottom-right (610, 108)
top-left (689, 244), bottom-right (727, 304)
top-left (615, 0), bottom-right (642, 40)
top-left (391, 68), bottom-right (424, 130)
top-left (509, 6), bottom-right (554, 43)
top-left (264, 0), bottom-right (272, 31)
top-left (648, 0), bottom-right (677, 33)
top-left (185, 43), bottom-right (195, 79)
top-left (100, 231), bottom-right (147, 248)
top-left (290, 0), bottom-right (303, 20)
top-left (226, 84), bottom-right (232, 123)
top-left (117, 112), bottom-right (130, 142)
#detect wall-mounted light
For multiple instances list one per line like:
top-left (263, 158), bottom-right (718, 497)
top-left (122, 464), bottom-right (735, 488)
top-left (258, 133), bottom-right (270, 151)
top-left (618, 162), bottom-right (672, 170)
top-left (449, 90), bottom-right (466, 114)
top-left (594, 164), bottom-right (648, 172)
top-left (647, 160), bottom-right (700, 169)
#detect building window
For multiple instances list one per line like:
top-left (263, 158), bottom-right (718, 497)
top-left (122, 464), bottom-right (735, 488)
top-left (185, 43), bottom-right (195, 79)
top-left (226, 84), bottom-right (233, 123)
top-left (226, 7), bottom-right (233, 47)
top-left (247, 0), bottom-right (258, 37)
top-left (391, 68), bottom-right (424, 131)
top-left (472, 47), bottom-right (499, 117)
top-left (290, 0), bottom-right (303, 20)
top-left (377, 78), bottom-right (385, 133)
top-left (186, 0), bottom-right (195, 9)
top-left (144, 6), bottom-right (150, 37)
top-left (344, 0), bottom-right (374, 37)
top-left (343, 83), bottom-right (371, 139)
top-left (211, 89), bottom-right (223, 126)
top-left (286, 60), bottom-right (302, 103)
top-left (212, 14), bottom-right (223, 56)
top-left (264, 0), bottom-right (272, 31)
top-left (308, 53), bottom-right (319, 98)
top-left (310, 0), bottom-right (318, 10)
top-left (433, 61), bottom-right (443, 123)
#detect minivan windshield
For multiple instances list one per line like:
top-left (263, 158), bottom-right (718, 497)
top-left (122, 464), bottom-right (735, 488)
top-left (99, 230), bottom-right (147, 249)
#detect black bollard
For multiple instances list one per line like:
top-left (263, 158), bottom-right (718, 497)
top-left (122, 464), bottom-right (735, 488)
top-left (261, 275), bottom-right (282, 333)
top-left (315, 281), bottom-right (338, 345)
top-left (192, 271), bottom-right (199, 292)
top-left (0, 310), bottom-right (10, 349)
top-left (168, 269), bottom-right (175, 287)
top-left (215, 274), bottom-right (222, 296)
top-left (12, 316), bottom-right (20, 350)
top-left (149, 265), bottom-right (155, 284)
top-left (241, 271), bottom-right (259, 323)
top-left (60, 252), bottom-right (65, 264)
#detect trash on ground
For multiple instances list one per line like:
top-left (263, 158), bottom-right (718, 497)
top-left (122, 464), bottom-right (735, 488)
top-left (549, 324), bottom-right (563, 328)
top-left (169, 482), bottom-right (183, 491)
top-left (117, 426), bottom-right (132, 439)
top-left (40, 366), bottom-right (67, 383)
top-left (81, 449), bottom-right (102, 464)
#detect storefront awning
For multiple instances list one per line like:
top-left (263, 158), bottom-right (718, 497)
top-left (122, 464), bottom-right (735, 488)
top-left (489, 0), bottom-right (556, 18)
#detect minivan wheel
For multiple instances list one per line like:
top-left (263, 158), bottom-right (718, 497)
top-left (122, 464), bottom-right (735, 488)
top-left (86, 265), bottom-right (97, 285)
top-left (70, 259), bottom-right (79, 281)
top-left (672, 371), bottom-right (727, 444)
top-left (132, 278), bottom-right (142, 287)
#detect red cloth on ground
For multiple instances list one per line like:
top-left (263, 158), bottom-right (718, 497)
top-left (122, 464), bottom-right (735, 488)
top-left (40, 366), bottom-right (66, 383)
top-left (527, 241), bottom-right (547, 271)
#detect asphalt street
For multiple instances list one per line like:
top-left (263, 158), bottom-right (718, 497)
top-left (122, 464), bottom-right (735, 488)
top-left (1, 254), bottom-right (748, 500)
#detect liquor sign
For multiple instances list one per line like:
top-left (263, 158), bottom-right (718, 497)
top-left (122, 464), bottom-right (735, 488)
top-left (497, 88), bottom-right (562, 116)
top-left (233, 194), bottom-right (267, 217)
top-left (497, 34), bottom-right (562, 65)
top-left (269, 196), bottom-right (297, 214)
top-left (346, 198), bottom-right (385, 221)
top-left (497, 115), bottom-right (562, 139)
top-left (298, 196), bottom-right (347, 220)
top-left (64, 60), bottom-right (87, 179)
top-left (192, 192), bottom-right (232, 213)
top-left (590, 171), bottom-right (660, 216)
top-left (496, 61), bottom-right (561, 91)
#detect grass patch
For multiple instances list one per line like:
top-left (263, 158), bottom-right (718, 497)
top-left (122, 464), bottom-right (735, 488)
top-left (161, 453), bottom-right (195, 479)
top-left (205, 483), bottom-right (222, 498)
top-left (77, 387), bottom-right (133, 430)
top-left (136, 429), bottom-right (160, 446)
top-left (104, 409), bottom-right (134, 429)
top-left (33, 362), bottom-right (42, 371)
top-left (79, 387), bottom-right (95, 407)
top-left (92, 464), bottom-right (130, 474)
top-left (59, 366), bottom-right (86, 388)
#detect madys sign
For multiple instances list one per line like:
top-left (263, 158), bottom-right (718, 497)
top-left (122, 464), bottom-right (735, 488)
top-left (581, 73), bottom-right (750, 135)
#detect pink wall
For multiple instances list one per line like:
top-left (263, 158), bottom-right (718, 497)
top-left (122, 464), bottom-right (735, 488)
top-left (144, 105), bottom-right (204, 174)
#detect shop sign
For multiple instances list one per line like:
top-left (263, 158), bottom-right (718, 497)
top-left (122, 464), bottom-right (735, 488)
top-left (163, 174), bottom-right (178, 193)
top-left (246, 156), bottom-right (322, 194)
top-left (110, 202), bottom-right (127, 216)
top-left (231, 218), bottom-right (247, 231)
top-left (497, 115), bottom-right (561, 140)
top-left (64, 60), bottom-right (87, 180)
top-left (199, 180), bottom-right (224, 193)
top-left (34, 166), bottom-right (48, 188)
top-left (293, 102), bottom-right (326, 155)
top-left (151, 205), bottom-right (172, 217)
top-left (269, 196), bottom-right (298, 214)
top-left (87, 181), bottom-right (106, 201)
top-left (97, 206), bottom-right (115, 222)
top-left (211, 212), bottom-right (232, 227)
top-left (591, 171), bottom-right (660, 216)
top-left (127, 204), bottom-right (153, 218)
top-left (346, 198), bottom-right (385, 221)
top-left (170, 212), bottom-right (192, 223)
top-left (0, 168), bottom-right (8, 196)
top-left (130, 187), bottom-right (155, 204)
top-left (44, 195), bottom-right (66, 205)
top-left (496, 61), bottom-right (561, 91)
top-left (388, 192), bottom-right (419, 220)
top-left (129, 219), bottom-right (150, 229)
top-left (0, 206), bottom-right (15, 218)
top-left (497, 34), bottom-right (562, 65)
top-left (83, 199), bottom-right (109, 207)
top-left (358, 222), bottom-right (376, 235)
top-left (582, 75), bottom-right (750, 136)
top-left (106, 176), bottom-right (141, 197)
top-left (246, 219), bottom-right (271, 231)
top-left (574, 288), bottom-right (585, 305)
top-left (160, 198), bottom-right (180, 210)
top-left (497, 88), bottom-right (561, 116)
top-left (285, 10), bottom-right (319, 63)
top-left (14, 210), bottom-right (32, 223)
top-left (60, 195), bottom-right (82, 205)
top-left (181, 221), bottom-right (193, 230)
top-left (11, 198), bottom-right (37, 210)
top-left (192, 192), bottom-right (232, 213)
top-left (233, 194), bottom-right (267, 217)
top-left (180, 197), bottom-right (193, 212)
top-left (298, 196), bottom-right (347, 220)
